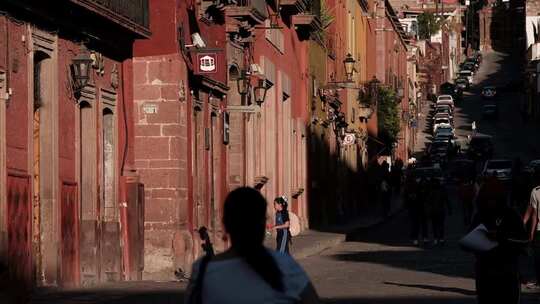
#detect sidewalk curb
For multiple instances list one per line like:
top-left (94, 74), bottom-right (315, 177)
top-left (290, 199), bottom-right (404, 260)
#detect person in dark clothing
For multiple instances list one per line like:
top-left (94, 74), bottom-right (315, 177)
top-left (405, 173), bottom-right (422, 245)
top-left (458, 180), bottom-right (475, 226)
top-left (522, 170), bottom-right (540, 289)
top-left (198, 226), bottom-right (215, 257)
top-left (271, 196), bottom-right (291, 254)
top-left (391, 159), bottom-right (404, 194)
top-left (417, 177), bottom-right (430, 243)
top-left (470, 191), bottom-right (528, 304)
top-left (426, 179), bottom-right (451, 245)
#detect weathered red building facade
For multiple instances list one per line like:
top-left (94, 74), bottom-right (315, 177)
top-left (133, 0), bottom-right (312, 279)
top-left (0, 0), bottom-right (147, 287)
top-left (374, 0), bottom-right (410, 161)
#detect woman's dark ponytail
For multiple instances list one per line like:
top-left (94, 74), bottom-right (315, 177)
top-left (223, 187), bottom-right (285, 292)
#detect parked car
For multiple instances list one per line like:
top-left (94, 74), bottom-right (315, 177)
top-left (437, 100), bottom-right (455, 110)
top-left (434, 136), bottom-right (460, 157)
top-left (434, 126), bottom-right (455, 139)
top-left (435, 105), bottom-right (453, 120)
top-left (525, 160), bottom-right (540, 174)
top-left (448, 159), bottom-right (476, 183)
top-left (462, 62), bottom-right (478, 72)
top-left (472, 52), bottom-right (482, 64)
top-left (428, 141), bottom-right (450, 156)
top-left (481, 86), bottom-right (497, 99)
top-left (433, 121), bottom-right (452, 134)
top-left (458, 70), bottom-right (474, 84)
top-left (482, 159), bottom-right (513, 181)
top-left (437, 94), bottom-right (454, 102)
top-left (468, 135), bottom-right (494, 160)
top-left (456, 77), bottom-right (470, 90)
top-left (414, 165), bottom-right (445, 183)
top-left (433, 112), bottom-right (453, 121)
top-left (482, 104), bottom-right (499, 119)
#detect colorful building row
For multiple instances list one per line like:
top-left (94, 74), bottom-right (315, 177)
top-left (0, 0), bottom-right (458, 287)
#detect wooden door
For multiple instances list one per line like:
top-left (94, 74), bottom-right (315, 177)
top-left (7, 173), bottom-right (32, 283)
top-left (60, 182), bottom-right (80, 286)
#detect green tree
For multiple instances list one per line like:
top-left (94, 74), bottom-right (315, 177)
top-left (417, 13), bottom-right (441, 40)
top-left (377, 87), bottom-right (400, 148)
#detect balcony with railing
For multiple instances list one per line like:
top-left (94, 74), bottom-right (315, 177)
top-left (69, 0), bottom-right (150, 37)
top-left (280, 0), bottom-right (310, 12)
top-left (225, 0), bottom-right (268, 25)
top-left (291, 0), bottom-right (321, 38)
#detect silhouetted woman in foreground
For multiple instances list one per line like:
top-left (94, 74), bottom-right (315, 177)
top-left (185, 187), bottom-right (319, 304)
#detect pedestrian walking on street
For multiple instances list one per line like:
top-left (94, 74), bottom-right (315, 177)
top-left (522, 170), bottom-right (540, 290)
top-left (272, 196), bottom-right (292, 254)
top-left (185, 187), bottom-right (320, 304)
top-left (426, 179), bottom-right (451, 245)
top-left (404, 173), bottom-right (423, 245)
top-left (380, 177), bottom-right (392, 218)
top-left (417, 177), bottom-right (431, 244)
top-left (471, 121), bottom-right (477, 135)
top-left (391, 158), bottom-right (404, 195)
top-left (458, 180), bottom-right (475, 226)
top-left (470, 192), bottom-right (528, 304)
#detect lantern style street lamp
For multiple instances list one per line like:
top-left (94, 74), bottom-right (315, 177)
top-left (343, 53), bottom-right (356, 82)
top-left (70, 45), bottom-right (93, 93)
top-left (236, 70), bottom-right (250, 96)
top-left (254, 79), bottom-right (269, 106)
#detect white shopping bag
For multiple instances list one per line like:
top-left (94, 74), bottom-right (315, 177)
top-left (459, 224), bottom-right (498, 253)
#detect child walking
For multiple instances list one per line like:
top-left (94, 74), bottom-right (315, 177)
top-left (271, 196), bottom-right (291, 254)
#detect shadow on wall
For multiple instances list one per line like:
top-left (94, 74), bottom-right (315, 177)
top-left (489, 0), bottom-right (526, 55)
top-left (307, 125), bottom-right (388, 231)
top-left (0, 259), bottom-right (31, 304)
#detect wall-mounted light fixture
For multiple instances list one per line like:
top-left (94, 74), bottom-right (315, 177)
top-left (236, 70), bottom-right (250, 96)
top-left (70, 45), bottom-right (93, 94)
top-left (254, 79), bottom-right (269, 106)
top-left (344, 53), bottom-right (357, 82)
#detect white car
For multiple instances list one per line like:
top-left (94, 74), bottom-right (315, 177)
top-left (482, 159), bottom-right (513, 181)
top-left (436, 100), bottom-right (455, 110)
top-left (459, 70), bottom-right (474, 84)
top-left (433, 112), bottom-right (453, 124)
top-left (433, 119), bottom-right (451, 134)
top-left (437, 95), bottom-right (454, 102)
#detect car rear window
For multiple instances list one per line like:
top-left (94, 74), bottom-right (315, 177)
top-left (487, 161), bottom-right (512, 170)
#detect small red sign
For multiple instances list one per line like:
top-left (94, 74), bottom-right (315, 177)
top-left (195, 53), bottom-right (218, 74)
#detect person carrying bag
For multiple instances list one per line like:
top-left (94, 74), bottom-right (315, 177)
top-left (460, 191), bottom-right (528, 304)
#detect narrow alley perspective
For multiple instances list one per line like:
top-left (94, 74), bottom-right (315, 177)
top-left (3, 0), bottom-right (540, 303)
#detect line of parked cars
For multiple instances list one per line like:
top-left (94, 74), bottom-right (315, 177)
top-left (456, 53), bottom-right (482, 90)
top-left (426, 94), bottom-right (460, 167)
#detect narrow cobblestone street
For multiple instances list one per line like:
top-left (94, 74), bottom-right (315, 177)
top-left (26, 49), bottom-right (540, 304)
